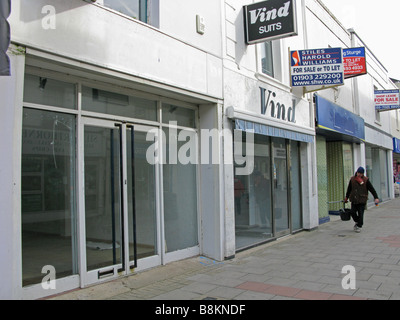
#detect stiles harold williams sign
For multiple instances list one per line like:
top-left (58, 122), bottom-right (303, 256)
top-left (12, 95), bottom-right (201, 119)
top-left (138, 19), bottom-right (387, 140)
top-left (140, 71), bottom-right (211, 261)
top-left (244, 0), bottom-right (298, 44)
top-left (290, 48), bottom-right (344, 88)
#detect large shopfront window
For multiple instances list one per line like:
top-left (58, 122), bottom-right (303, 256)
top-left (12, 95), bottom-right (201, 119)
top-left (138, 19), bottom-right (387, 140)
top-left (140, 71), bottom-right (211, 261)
top-left (234, 131), bottom-right (302, 250)
top-left (163, 127), bottom-right (198, 252)
top-left (290, 141), bottom-right (302, 231)
top-left (326, 141), bottom-right (354, 215)
top-left (21, 108), bottom-right (78, 286)
top-left (273, 137), bottom-right (289, 236)
top-left (234, 132), bottom-right (273, 249)
top-left (21, 72), bottom-right (199, 288)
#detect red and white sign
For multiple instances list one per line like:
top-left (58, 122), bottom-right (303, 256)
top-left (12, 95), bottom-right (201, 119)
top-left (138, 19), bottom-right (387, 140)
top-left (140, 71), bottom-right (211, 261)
top-left (343, 48), bottom-right (367, 79)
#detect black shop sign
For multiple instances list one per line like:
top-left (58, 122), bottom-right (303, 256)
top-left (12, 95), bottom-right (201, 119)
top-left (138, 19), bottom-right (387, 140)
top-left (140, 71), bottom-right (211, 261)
top-left (243, 0), bottom-right (297, 44)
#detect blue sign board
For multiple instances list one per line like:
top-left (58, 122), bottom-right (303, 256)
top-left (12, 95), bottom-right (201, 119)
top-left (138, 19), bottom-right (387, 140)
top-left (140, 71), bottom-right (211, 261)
top-left (394, 138), bottom-right (400, 154)
top-left (290, 48), bottom-right (344, 87)
top-left (315, 95), bottom-right (365, 142)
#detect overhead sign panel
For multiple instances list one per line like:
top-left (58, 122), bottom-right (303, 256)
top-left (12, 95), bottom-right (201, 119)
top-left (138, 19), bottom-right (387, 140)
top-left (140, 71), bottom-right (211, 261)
top-left (290, 47), bottom-right (344, 88)
top-left (315, 95), bottom-right (365, 142)
top-left (375, 90), bottom-right (400, 112)
top-left (243, 0), bottom-right (298, 44)
top-left (343, 47), bottom-right (367, 79)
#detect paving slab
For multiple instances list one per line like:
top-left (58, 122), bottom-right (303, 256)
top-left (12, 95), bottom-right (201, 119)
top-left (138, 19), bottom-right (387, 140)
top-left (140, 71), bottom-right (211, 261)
top-left (50, 197), bottom-right (400, 301)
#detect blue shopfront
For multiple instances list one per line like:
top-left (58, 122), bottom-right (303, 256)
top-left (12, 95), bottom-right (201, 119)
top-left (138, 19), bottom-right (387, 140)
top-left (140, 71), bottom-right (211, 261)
top-left (314, 95), bottom-right (365, 223)
top-left (394, 138), bottom-right (400, 188)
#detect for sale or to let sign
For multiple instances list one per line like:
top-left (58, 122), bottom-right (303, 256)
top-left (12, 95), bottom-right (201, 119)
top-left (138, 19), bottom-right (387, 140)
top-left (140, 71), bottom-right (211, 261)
top-left (375, 90), bottom-right (400, 112)
top-left (343, 47), bottom-right (367, 79)
top-left (290, 47), bottom-right (344, 88)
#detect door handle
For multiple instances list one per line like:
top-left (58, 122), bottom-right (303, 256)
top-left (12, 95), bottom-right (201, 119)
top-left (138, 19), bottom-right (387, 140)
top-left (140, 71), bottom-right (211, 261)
top-left (129, 125), bottom-right (138, 268)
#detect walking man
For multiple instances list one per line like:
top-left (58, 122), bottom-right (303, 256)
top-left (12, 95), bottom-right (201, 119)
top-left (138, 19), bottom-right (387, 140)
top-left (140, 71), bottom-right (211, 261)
top-left (344, 167), bottom-right (379, 233)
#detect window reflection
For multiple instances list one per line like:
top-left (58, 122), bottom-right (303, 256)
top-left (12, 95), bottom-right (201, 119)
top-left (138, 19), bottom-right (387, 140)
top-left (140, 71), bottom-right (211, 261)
top-left (23, 74), bottom-right (76, 109)
top-left (234, 132), bottom-right (273, 250)
top-left (21, 109), bottom-right (77, 286)
top-left (82, 86), bottom-right (158, 122)
top-left (261, 41), bottom-right (274, 77)
top-left (104, 0), bottom-right (147, 21)
top-left (163, 128), bottom-right (198, 252)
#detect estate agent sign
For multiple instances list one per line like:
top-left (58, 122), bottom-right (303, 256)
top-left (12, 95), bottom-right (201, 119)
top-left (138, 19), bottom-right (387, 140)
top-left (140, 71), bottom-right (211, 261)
top-left (290, 47), bottom-right (344, 88)
top-left (244, 0), bottom-right (298, 44)
top-left (343, 47), bottom-right (367, 79)
top-left (375, 90), bottom-right (400, 112)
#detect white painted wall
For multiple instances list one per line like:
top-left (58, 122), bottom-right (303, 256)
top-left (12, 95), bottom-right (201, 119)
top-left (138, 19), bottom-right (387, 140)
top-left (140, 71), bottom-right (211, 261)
top-left (158, 0), bottom-right (222, 57)
top-left (10, 0), bottom-right (223, 99)
top-left (348, 31), bottom-right (395, 137)
top-left (304, 0), bottom-right (353, 111)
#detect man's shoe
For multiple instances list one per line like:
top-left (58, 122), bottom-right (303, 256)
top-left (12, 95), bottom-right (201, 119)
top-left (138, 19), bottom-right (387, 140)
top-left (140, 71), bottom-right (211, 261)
top-left (354, 224), bottom-right (358, 231)
top-left (354, 226), bottom-right (361, 233)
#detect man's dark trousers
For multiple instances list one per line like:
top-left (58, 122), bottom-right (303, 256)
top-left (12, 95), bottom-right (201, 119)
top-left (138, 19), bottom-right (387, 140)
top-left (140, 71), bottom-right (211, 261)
top-left (351, 203), bottom-right (366, 228)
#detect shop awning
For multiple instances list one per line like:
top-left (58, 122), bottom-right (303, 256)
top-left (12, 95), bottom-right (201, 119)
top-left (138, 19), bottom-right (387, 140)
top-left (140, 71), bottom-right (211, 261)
top-left (234, 119), bottom-right (314, 143)
top-left (226, 107), bottom-right (315, 143)
top-left (315, 95), bottom-right (365, 143)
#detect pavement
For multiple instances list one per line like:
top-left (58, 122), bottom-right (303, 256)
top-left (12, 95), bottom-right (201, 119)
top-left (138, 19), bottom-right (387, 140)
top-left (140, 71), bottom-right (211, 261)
top-left (49, 197), bottom-right (400, 301)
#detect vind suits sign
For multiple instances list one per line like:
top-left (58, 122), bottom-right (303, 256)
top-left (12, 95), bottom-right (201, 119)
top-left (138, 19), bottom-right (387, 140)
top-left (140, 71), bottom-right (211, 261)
top-left (244, 0), bottom-right (298, 44)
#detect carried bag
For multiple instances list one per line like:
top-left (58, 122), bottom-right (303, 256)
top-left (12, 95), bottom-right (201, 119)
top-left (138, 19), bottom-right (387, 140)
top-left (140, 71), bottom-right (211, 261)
top-left (339, 208), bottom-right (352, 221)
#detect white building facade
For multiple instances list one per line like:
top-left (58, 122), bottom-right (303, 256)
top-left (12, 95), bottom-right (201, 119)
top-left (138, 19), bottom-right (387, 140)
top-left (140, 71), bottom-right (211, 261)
top-left (1, 0), bottom-right (226, 299)
top-left (0, 0), bottom-right (397, 299)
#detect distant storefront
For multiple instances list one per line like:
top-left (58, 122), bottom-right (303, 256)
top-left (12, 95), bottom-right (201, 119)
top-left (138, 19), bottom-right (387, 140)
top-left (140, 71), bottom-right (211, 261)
top-left (393, 138), bottom-right (400, 194)
top-left (315, 95), bottom-right (365, 223)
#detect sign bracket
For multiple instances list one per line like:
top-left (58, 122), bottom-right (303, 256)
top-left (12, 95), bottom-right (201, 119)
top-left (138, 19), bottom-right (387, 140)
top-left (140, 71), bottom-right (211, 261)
top-left (303, 84), bottom-right (344, 95)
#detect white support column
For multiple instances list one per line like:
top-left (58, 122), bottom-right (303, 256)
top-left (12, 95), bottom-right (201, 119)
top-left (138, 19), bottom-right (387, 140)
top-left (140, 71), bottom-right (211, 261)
top-left (388, 150), bottom-right (395, 199)
top-left (301, 140), bottom-right (319, 230)
top-left (199, 103), bottom-right (226, 261)
top-left (223, 115), bottom-right (236, 259)
top-left (353, 142), bottom-right (365, 172)
top-left (0, 46), bottom-right (25, 299)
